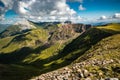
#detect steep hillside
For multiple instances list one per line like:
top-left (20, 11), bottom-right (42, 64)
top-left (56, 24), bottom-right (120, 62)
top-left (0, 28), bottom-right (48, 54)
top-left (34, 34), bottom-right (120, 80)
top-left (30, 23), bottom-right (120, 80)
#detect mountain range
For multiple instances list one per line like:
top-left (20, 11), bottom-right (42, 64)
top-left (0, 21), bottom-right (120, 80)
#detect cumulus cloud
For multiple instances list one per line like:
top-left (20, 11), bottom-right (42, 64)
top-left (79, 5), bottom-right (86, 11)
top-left (113, 13), bottom-right (120, 19)
top-left (11, 0), bottom-right (80, 22)
top-left (98, 13), bottom-right (120, 21)
top-left (99, 15), bottom-right (107, 20)
top-left (96, 13), bottom-right (120, 23)
top-left (0, 14), bottom-right (4, 20)
top-left (0, 0), bottom-right (13, 20)
top-left (0, 0), bottom-right (86, 22)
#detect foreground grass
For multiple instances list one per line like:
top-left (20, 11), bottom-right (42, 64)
top-left (74, 34), bottom-right (120, 78)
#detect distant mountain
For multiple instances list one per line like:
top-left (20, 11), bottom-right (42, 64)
top-left (31, 21), bottom-right (61, 28)
top-left (0, 20), bottom-right (36, 38)
top-left (0, 24), bottom-right (10, 33)
top-left (91, 22), bottom-right (108, 26)
top-left (14, 20), bottom-right (36, 30)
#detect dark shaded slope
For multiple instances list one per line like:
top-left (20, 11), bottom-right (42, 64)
top-left (61, 28), bottom-right (120, 55)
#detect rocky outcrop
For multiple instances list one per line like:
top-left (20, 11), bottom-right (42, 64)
top-left (49, 24), bottom-right (92, 41)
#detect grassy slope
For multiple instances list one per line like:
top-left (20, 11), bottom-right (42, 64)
top-left (31, 34), bottom-right (120, 80)
top-left (0, 36), bottom-right (14, 50)
top-left (28, 23), bottom-right (120, 75)
top-left (0, 28), bottom-right (48, 53)
top-left (73, 34), bottom-right (120, 78)
top-left (0, 25), bottom-right (22, 38)
top-left (0, 23), bottom-right (120, 80)
top-left (0, 27), bottom-right (67, 80)
top-left (97, 23), bottom-right (120, 31)
top-left (58, 23), bottom-right (120, 62)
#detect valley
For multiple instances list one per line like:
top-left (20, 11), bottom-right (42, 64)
top-left (0, 22), bottom-right (120, 80)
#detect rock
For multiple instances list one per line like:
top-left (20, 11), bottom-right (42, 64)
top-left (79, 72), bottom-right (84, 78)
top-left (99, 72), bottom-right (103, 76)
top-left (83, 69), bottom-right (89, 78)
top-left (85, 77), bottom-right (91, 80)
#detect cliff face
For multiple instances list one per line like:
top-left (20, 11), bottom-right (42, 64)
top-left (49, 24), bottom-right (92, 41)
top-left (72, 24), bottom-right (92, 33)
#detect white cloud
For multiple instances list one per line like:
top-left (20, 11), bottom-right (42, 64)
top-left (79, 5), bottom-right (86, 11)
top-left (0, 0), bottom-right (86, 23)
top-left (98, 13), bottom-right (120, 20)
top-left (0, 0), bottom-right (13, 20)
top-left (113, 13), bottom-right (120, 19)
top-left (99, 15), bottom-right (107, 20)
top-left (96, 13), bottom-right (120, 23)
top-left (0, 0), bottom-right (87, 23)
top-left (11, 0), bottom-right (79, 22)
top-left (0, 14), bottom-right (4, 20)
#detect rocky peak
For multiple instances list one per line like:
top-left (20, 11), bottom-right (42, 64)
top-left (49, 23), bottom-right (92, 41)
top-left (14, 20), bottom-right (36, 30)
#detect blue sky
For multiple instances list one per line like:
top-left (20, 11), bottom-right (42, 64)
top-left (0, 0), bottom-right (120, 24)
top-left (67, 0), bottom-right (120, 19)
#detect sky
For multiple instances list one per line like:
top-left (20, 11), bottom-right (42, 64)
top-left (0, 0), bottom-right (120, 24)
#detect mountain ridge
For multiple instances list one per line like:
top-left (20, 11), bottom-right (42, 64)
top-left (0, 23), bottom-right (120, 80)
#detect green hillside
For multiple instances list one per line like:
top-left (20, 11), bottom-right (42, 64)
top-left (58, 23), bottom-right (120, 62)
top-left (33, 34), bottom-right (120, 80)
top-left (73, 34), bottom-right (120, 79)
top-left (0, 28), bottom-right (49, 53)
top-left (0, 25), bottom-right (22, 38)
top-left (0, 23), bottom-right (120, 80)
top-left (97, 23), bottom-right (120, 31)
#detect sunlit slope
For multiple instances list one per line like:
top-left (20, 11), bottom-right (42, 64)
top-left (97, 23), bottom-right (120, 31)
top-left (73, 34), bottom-right (120, 79)
top-left (0, 21), bottom-right (36, 38)
top-left (0, 28), bottom-right (49, 53)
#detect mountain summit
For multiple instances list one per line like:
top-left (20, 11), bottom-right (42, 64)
top-left (14, 20), bottom-right (36, 30)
